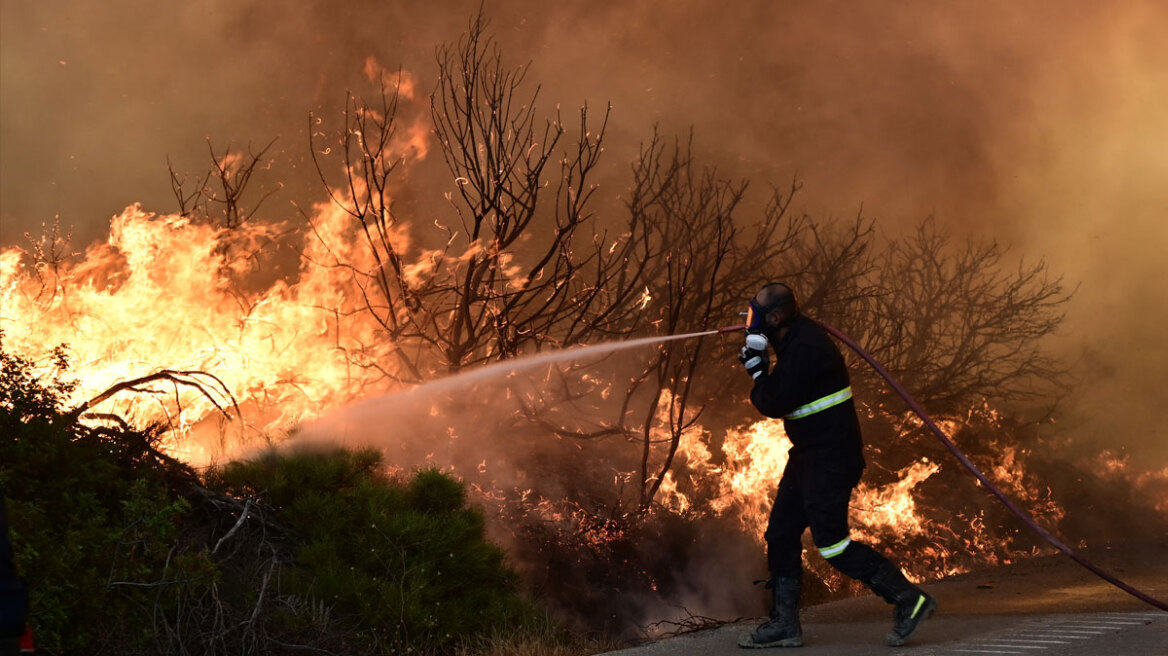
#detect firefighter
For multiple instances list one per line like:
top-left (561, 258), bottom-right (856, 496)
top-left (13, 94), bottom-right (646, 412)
top-left (736, 282), bottom-right (936, 649)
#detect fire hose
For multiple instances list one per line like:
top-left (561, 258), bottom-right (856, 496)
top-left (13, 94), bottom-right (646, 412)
top-left (717, 321), bottom-right (1168, 612)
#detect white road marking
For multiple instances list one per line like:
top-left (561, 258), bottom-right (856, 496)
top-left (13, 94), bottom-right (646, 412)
top-left (924, 611), bottom-right (1167, 656)
top-left (985, 634), bottom-right (1069, 639)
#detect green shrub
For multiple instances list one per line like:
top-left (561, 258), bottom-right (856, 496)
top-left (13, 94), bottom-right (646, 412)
top-left (0, 340), bottom-right (191, 652)
top-left (208, 448), bottom-right (541, 651)
top-left (2, 337), bottom-right (572, 654)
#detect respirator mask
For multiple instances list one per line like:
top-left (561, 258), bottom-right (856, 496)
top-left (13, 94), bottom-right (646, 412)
top-left (745, 298), bottom-right (775, 333)
top-left (744, 282), bottom-right (799, 343)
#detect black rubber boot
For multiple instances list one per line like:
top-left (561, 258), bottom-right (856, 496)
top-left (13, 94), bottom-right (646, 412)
top-left (865, 561), bottom-right (937, 646)
top-left (738, 576), bottom-right (803, 649)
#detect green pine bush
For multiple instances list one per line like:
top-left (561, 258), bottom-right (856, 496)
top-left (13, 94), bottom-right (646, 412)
top-left (207, 448), bottom-right (540, 650)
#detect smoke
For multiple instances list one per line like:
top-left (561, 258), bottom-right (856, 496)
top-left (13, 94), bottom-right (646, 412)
top-left (5, 0), bottom-right (1166, 411)
top-left (979, 3), bottom-right (1168, 464)
top-left (1, 1), bottom-right (1156, 226)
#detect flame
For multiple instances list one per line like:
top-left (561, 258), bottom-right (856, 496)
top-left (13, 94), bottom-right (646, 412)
top-left (362, 56), bottom-right (417, 101)
top-left (0, 208), bottom-right (348, 459)
top-left (0, 67), bottom-right (449, 465)
top-left (660, 418), bottom-right (940, 544)
top-left (0, 180), bottom-right (462, 459)
top-left (852, 460), bottom-right (940, 539)
top-left (649, 405), bottom-right (1088, 582)
top-left (357, 58), bottom-right (429, 160)
top-left (1093, 451), bottom-right (1168, 516)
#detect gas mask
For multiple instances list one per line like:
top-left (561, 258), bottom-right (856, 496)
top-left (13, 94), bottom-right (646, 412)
top-left (745, 298), bottom-right (776, 333)
top-left (745, 283), bottom-right (799, 339)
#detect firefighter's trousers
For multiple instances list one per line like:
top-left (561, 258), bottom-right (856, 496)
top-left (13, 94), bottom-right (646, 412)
top-left (765, 452), bottom-right (889, 582)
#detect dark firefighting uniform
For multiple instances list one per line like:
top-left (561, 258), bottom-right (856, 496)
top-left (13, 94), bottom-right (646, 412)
top-left (749, 313), bottom-right (888, 582)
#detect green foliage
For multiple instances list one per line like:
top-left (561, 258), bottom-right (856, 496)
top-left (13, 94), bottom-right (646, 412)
top-left (0, 336), bottom-right (75, 425)
top-left (0, 341), bottom-right (190, 652)
top-left (411, 468), bottom-right (468, 513)
top-left (208, 448), bottom-right (539, 651)
top-left (2, 337), bottom-right (569, 654)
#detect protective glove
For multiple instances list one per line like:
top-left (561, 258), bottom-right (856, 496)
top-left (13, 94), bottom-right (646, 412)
top-left (738, 333), bottom-right (770, 380)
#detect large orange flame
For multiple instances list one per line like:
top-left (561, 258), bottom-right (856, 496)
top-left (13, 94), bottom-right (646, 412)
top-left (1, 199), bottom-right (416, 461)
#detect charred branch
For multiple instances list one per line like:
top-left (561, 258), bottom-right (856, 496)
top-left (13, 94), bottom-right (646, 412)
top-left (66, 369), bottom-right (242, 426)
top-left (206, 138), bottom-right (280, 230)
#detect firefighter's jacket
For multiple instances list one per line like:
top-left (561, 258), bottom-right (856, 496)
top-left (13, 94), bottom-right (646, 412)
top-left (749, 313), bottom-right (864, 465)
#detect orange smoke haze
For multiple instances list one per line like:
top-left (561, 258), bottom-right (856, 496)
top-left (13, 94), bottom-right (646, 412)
top-left (3, 1), bottom-right (1166, 466)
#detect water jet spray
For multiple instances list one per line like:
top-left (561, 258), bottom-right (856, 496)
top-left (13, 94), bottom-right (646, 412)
top-left (297, 329), bottom-right (726, 443)
top-left (717, 320), bottom-right (1168, 612)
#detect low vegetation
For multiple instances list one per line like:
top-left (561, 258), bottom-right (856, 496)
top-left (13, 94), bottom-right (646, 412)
top-left (0, 340), bottom-right (606, 655)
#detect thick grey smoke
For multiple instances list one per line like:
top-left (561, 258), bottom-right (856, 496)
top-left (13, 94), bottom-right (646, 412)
top-left (3, 0), bottom-right (1166, 465)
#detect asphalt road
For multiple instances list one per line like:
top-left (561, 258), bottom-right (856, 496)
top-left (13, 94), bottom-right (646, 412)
top-left (601, 611), bottom-right (1166, 656)
top-left (600, 545), bottom-right (1168, 656)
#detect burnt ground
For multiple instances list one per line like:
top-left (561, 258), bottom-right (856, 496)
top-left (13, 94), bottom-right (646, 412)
top-left (599, 541), bottom-right (1168, 656)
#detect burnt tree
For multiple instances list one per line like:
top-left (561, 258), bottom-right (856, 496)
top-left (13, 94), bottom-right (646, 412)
top-left (309, 12), bottom-right (644, 385)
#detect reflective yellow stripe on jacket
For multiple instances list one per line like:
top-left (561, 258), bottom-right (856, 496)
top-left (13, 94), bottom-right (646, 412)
top-left (784, 386), bottom-right (853, 420)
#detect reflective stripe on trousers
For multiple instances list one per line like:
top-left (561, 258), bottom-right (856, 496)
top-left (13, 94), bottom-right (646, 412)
top-left (818, 537), bottom-right (852, 559)
top-left (785, 386), bottom-right (853, 419)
